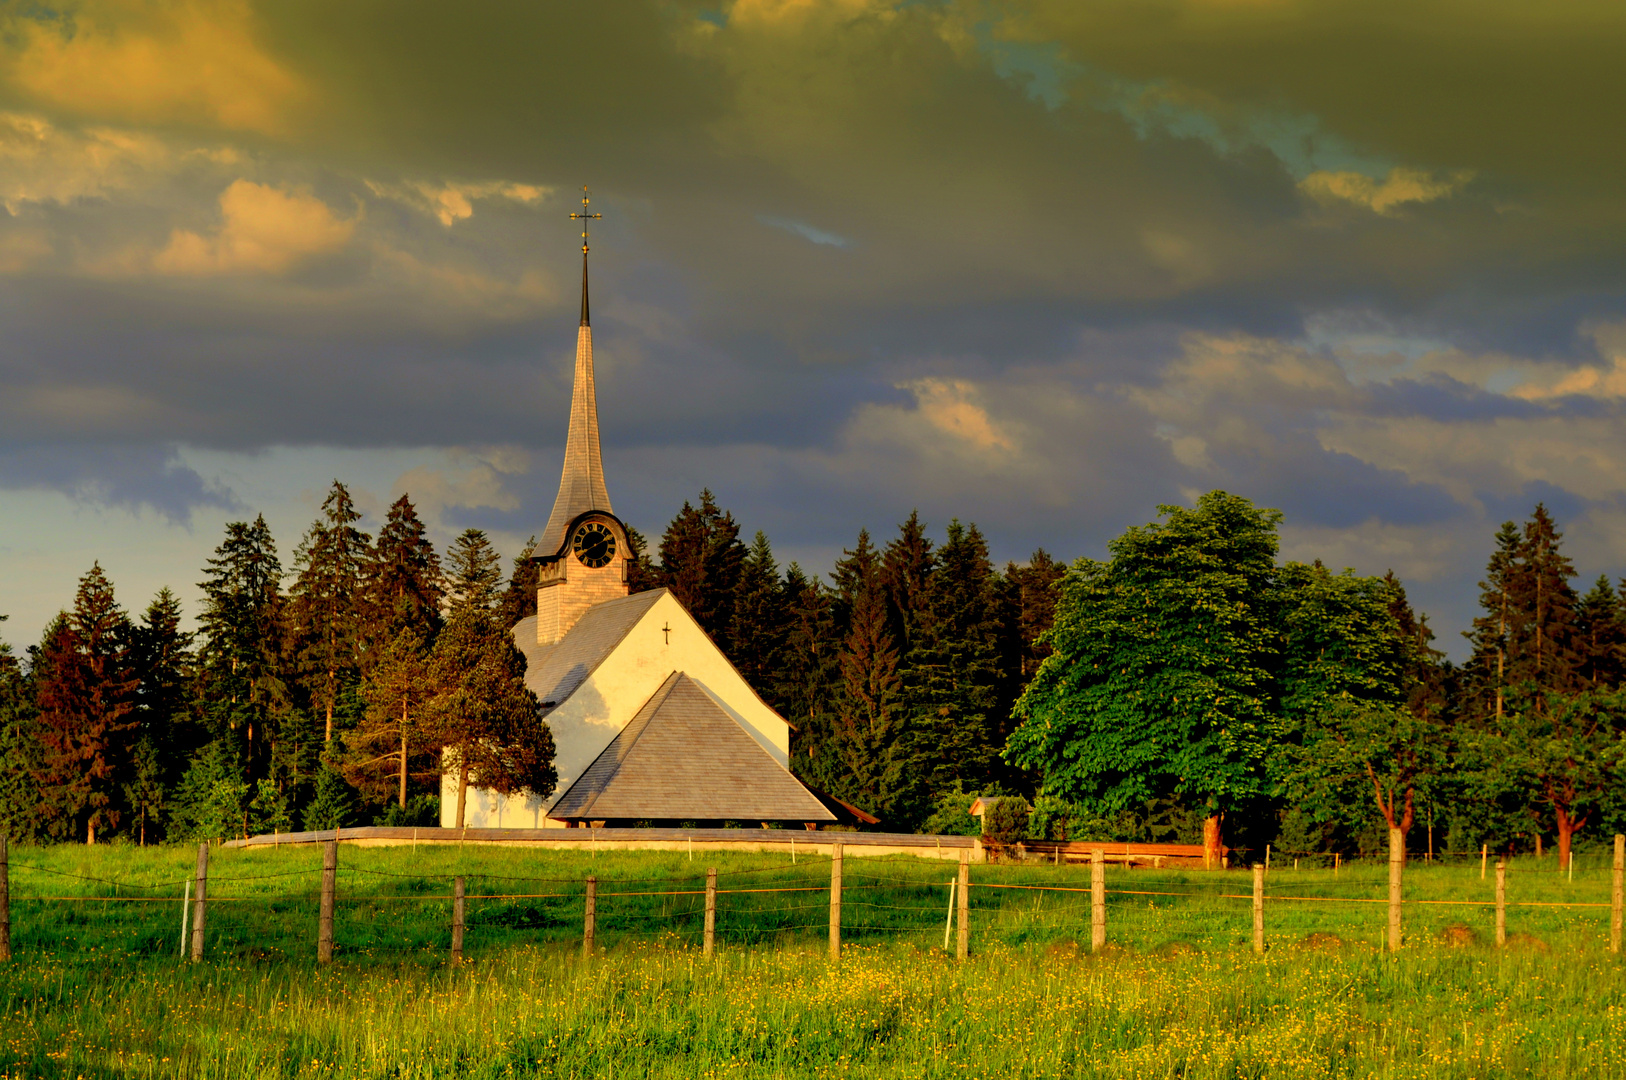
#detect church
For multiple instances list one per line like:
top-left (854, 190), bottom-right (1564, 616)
top-left (441, 194), bottom-right (836, 830)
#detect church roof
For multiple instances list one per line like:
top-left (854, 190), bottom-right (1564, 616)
top-left (550, 671), bottom-right (836, 822)
top-left (540, 251), bottom-right (613, 557)
top-left (513, 589), bottom-right (666, 710)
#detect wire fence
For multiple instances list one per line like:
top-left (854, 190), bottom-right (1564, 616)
top-left (1, 836), bottom-right (1622, 965)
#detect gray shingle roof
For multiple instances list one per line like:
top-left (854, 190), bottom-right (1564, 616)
top-left (512, 589), bottom-right (666, 711)
top-left (550, 671), bottom-right (836, 822)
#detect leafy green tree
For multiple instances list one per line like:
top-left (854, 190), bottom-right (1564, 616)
top-left (1007, 492), bottom-right (1282, 862)
top-left (1276, 563), bottom-right (1446, 861)
top-left (289, 481), bottom-right (372, 743)
top-left (34, 566), bottom-right (140, 843)
top-left (428, 609), bottom-right (556, 827)
top-left (658, 490), bottom-right (745, 649)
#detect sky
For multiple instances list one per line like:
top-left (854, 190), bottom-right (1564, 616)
top-left (4, 0), bottom-right (1626, 661)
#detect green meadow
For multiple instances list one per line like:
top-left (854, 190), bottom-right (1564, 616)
top-left (1, 844), bottom-right (1622, 1078)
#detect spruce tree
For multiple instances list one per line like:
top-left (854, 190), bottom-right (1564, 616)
top-left (658, 490), bottom-right (745, 648)
top-left (0, 615), bottom-right (44, 842)
top-left (624, 525), bottom-right (662, 593)
top-left (196, 516), bottom-right (289, 774)
top-left (881, 511), bottom-right (935, 652)
top-left (1465, 521), bottom-right (1523, 721)
top-left (1576, 576), bottom-right (1625, 689)
top-left (776, 564), bottom-right (842, 791)
top-left (731, 531), bottom-right (788, 694)
top-left (900, 520), bottom-right (1005, 802)
top-left (367, 494), bottom-right (443, 645)
top-left (830, 531), bottom-right (909, 818)
top-left (444, 529), bottom-right (503, 615)
top-left (496, 536), bottom-right (540, 629)
top-left (289, 481), bottom-right (372, 743)
top-left (33, 565), bottom-right (140, 843)
top-left (129, 588), bottom-right (196, 797)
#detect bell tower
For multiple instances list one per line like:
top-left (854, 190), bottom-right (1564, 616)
top-left (535, 188), bottom-right (629, 645)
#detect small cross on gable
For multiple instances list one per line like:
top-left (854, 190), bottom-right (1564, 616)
top-left (662, 622), bottom-right (672, 644)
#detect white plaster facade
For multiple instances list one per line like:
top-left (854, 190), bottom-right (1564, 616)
top-left (440, 590), bottom-right (794, 829)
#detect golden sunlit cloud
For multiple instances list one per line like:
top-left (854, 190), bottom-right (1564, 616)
top-left (3, 0), bottom-right (304, 136)
top-left (902, 377), bottom-right (1017, 452)
top-left (364, 179), bottom-right (548, 227)
top-left (154, 179), bottom-right (354, 275)
top-left (0, 112), bottom-right (175, 214)
top-left (1299, 166), bottom-right (1474, 215)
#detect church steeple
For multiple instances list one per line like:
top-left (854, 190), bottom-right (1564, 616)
top-left (541, 189), bottom-right (613, 557)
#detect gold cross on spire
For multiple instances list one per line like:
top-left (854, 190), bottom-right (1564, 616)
top-left (569, 187), bottom-right (601, 254)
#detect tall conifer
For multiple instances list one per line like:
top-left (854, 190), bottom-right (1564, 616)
top-left (367, 494), bottom-right (443, 643)
top-left (658, 490), bottom-right (745, 648)
top-left (289, 481), bottom-right (372, 743)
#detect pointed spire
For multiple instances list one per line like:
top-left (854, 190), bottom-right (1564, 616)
top-left (543, 190), bottom-right (612, 555)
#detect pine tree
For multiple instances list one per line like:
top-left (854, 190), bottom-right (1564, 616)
top-left (367, 494), bottom-right (443, 645)
top-left (33, 566), bottom-right (140, 843)
top-left (624, 525), bottom-right (662, 593)
top-left (348, 622), bottom-right (435, 810)
top-left (1517, 505), bottom-right (1582, 695)
top-left (289, 481), bottom-right (372, 743)
top-left (428, 608), bottom-right (556, 827)
top-left (658, 490), bottom-right (745, 648)
top-left (731, 532), bottom-right (788, 694)
top-left (835, 559), bottom-right (907, 817)
top-left (302, 759), bottom-right (357, 831)
top-left (196, 516), bottom-right (289, 774)
top-left (168, 739), bottom-right (249, 842)
top-left (1002, 549), bottom-right (1065, 683)
top-left (444, 529), bottom-right (503, 616)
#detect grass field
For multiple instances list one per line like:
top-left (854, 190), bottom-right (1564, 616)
top-left (1, 843), bottom-right (1623, 1078)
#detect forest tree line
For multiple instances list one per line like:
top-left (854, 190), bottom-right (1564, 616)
top-left (1, 483), bottom-right (1623, 863)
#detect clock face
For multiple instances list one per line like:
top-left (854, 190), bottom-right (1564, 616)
top-left (572, 521), bottom-right (617, 569)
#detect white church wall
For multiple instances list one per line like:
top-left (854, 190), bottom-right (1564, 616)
top-left (442, 591), bottom-right (795, 829)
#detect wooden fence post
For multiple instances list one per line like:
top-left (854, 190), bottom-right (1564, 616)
top-left (318, 839), bottom-right (337, 964)
top-left (1387, 827), bottom-right (1403, 953)
top-left (704, 867), bottom-right (717, 958)
top-left (829, 842), bottom-right (842, 963)
top-left (0, 835), bottom-right (9, 963)
top-left (583, 876), bottom-right (596, 957)
top-left (1091, 849), bottom-right (1105, 953)
top-left (956, 850), bottom-right (969, 961)
top-left (1481, 843), bottom-right (1488, 881)
top-left (1612, 835), bottom-right (1623, 955)
top-left (452, 876), bottom-right (465, 964)
top-left (1495, 861), bottom-right (1506, 948)
top-left (178, 880), bottom-right (189, 960)
top-left (1252, 863), bottom-right (1265, 955)
top-left (190, 842), bottom-right (208, 962)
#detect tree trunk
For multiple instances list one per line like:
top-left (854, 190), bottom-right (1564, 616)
top-left (456, 748), bottom-right (469, 829)
top-left (86, 819), bottom-right (95, 846)
top-left (1202, 814), bottom-right (1223, 868)
top-left (325, 700), bottom-right (334, 744)
top-left (1556, 806), bottom-right (1583, 871)
top-left (399, 701), bottom-right (409, 810)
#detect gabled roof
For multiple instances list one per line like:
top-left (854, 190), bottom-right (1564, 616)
top-left (550, 671), bottom-right (835, 822)
top-left (512, 589), bottom-right (666, 711)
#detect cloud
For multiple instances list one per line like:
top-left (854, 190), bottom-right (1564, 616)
top-left (0, 112), bottom-right (175, 215)
top-left (757, 214), bottom-right (853, 247)
top-left (154, 179), bottom-right (355, 275)
top-left (2, 0), bottom-right (305, 135)
top-left (895, 377), bottom-right (1016, 452)
top-left (392, 447), bottom-right (531, 523)
top-left (1299, 166), bottom-right (1474, 215)
top-left (0, 442), bottom-right (239, 522)
top-left (365, 179), bottom-right (548, 227)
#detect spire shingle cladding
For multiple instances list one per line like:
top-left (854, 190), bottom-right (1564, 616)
top-left (541, 255), bottom-right (613, 556)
